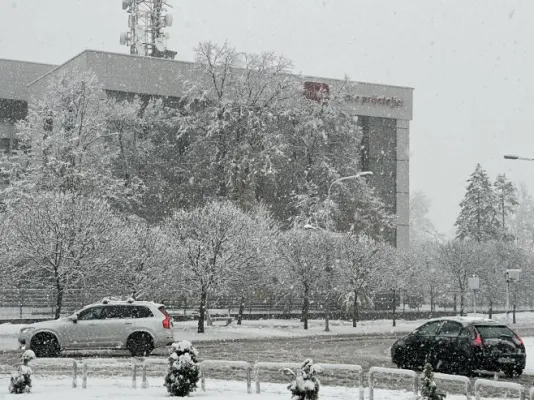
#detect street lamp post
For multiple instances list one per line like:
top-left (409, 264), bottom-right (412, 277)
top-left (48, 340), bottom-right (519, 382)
top-left (504, 154), bottom-right (534, 161)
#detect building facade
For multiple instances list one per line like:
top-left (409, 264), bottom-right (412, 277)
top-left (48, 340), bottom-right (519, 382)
top-left (0, 50), bottom-right (413, 248)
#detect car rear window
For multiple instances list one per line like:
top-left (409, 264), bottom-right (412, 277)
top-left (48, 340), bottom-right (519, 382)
top-left (158, 306), bottom-right (170, 316)
top-left (475, 325), bottom-right (516, 339)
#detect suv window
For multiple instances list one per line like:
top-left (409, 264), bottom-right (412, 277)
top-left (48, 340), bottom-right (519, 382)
top-left (131, 306), bottom-right (153, 318)
top-left (416, 321), bottom-right (442, 336)
top-left (438, 321), bottom-right (463, 337)
top-left (101, 305), bottom-right (129, 319)
top-left (78, 306), bottom-right (104, 321)
top-left (100, 305), bottom-right (154, 319)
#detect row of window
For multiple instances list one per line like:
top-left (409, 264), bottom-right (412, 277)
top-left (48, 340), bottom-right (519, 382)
top-left (78, 305), bottom-right (153, 321)
top-left (416, 320), bottom-right (514, 339)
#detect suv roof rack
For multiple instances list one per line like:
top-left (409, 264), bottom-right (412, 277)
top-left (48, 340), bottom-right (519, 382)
top-left (101, 296), bottom-right (134, 304)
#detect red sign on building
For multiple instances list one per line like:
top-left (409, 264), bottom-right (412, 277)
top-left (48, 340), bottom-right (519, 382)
top-left (304, 81), bottom-right (330, 102)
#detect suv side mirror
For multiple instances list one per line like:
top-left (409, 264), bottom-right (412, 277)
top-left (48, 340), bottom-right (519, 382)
top-left (71, 314), bottom-right (78, 323)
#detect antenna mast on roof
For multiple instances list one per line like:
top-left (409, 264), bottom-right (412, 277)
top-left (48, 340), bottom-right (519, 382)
top-left (120, 0), bottom-right (176, 59)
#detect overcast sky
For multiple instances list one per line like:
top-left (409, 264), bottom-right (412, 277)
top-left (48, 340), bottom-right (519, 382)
top-left (1, 0), bottom-right (533, 236)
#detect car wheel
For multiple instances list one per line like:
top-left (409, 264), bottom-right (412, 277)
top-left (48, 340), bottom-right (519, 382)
top-left (30, 333), bottom-right (60, 357)
top-left (127, 332), bottom-right (154, 357)
top-left (503, 366), bottom-right (523, 378)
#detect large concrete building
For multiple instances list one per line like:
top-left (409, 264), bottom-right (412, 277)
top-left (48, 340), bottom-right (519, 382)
top-left (0, 50), bottom-right (413, 248)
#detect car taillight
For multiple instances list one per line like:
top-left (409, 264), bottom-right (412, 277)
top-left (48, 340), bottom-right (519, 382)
top-left (163, 315), bottom-right (172, 329)
top-left (472, 332), bottom-right (483, 347)
top-left (513, 334), bottom-right (524, 346)
top-left (159, 306), bottom-right (173, 329)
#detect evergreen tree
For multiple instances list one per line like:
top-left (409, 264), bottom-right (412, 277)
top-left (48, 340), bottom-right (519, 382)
top-left (8, 350), bottom-right (35, 394)
top-left (164, 341), bottom-right (200, 397)
top-left (511, 183), bottom-right (534, 247)
top-left (281, 359), bottom-right (323, 400)
top-left (455, 164), bottom-right (500, 242)
top-left (421, 363), bottom-right (446, 400)
top-left (494, 173), bottom-right (518, 240)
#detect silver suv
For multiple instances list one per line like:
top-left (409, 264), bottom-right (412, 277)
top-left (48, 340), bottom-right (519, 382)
top-left (18, 298), bottom-right (174, 357)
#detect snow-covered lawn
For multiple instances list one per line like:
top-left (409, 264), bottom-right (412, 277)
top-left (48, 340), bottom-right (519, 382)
top-left (0, 376), bottom-right (501, 400)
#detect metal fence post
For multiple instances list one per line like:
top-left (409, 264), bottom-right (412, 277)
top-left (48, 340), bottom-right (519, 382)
top-left (132, 362), bottom-right (138, 389)
top-left (72, 361), bottom-right (77, 388)
top-left (142, 362), bottom-right (148, 389)
top-left (246, 365), bottom-right (252, 394)
top-left (82, 362), bottom-right (87, 389)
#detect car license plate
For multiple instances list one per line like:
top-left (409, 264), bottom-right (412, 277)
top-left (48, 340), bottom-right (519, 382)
top-left (498, 357), bottom-right (515, 364)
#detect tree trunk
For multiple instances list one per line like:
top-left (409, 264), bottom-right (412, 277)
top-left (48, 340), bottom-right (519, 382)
top-left (460, 291), bottom-right (465, 317)
top-left (489, 299), bottom-right (493, 319)
top-left (302, 283), bottom-right (310, 330)
top-left (430, 285), bottom-right (434, 313)
top-left (392, 289), bottom-right (396, 327)
top-left (352, 290), bottom-right (358, 328)
top-left (198, 288), bottom-right (207, 333)
top-left (53, 264), bottom-right (63, 320)
top-left (324, 293), bottom-right (330, 332)
top-left (55, 282), bottom-right (63, 320)
top-left (237, 296), bottom-right (245, 325)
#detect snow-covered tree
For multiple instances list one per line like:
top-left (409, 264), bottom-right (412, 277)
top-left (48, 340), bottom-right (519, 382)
top-left (420, 363), bottom-right (446, 400)
top-left (110, 218), bottom-right (174, 300)
top-left (224, 205), bottom-right (280, 325)
top-left (336, 234), bottom-right (395, 327)
top-left (1, 68), bottom-right (143, 209)
top-left (164, 201), bottom-right (267, 333)
top-left (276, 228), bottom-right (338, 330)
top-left (2, 192), bottom-right (122, 318)
top-left (145, 41), bottom-right (393, 239)
top-left (410, 191), bottom-right (441, 245)
top-left (281, 358), bottom-right (323, 400)
top-left (436, 240), bottom-right (482, 315)
top-left (511, 183), bottom-right (534, 247)
top-left (182, 41), bottom-right (296, 205)
top-left (494, 174), bottom-right (518, 240)
top-left (8, 350), bottom-right (36, 394)
top-left (164, 341), bottom-right (200, 397)
top-left (455, 164), bottom-right (500, 242)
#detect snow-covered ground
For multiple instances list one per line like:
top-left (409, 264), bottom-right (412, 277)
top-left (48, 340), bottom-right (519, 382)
top-left (0, 376), bottom-right (500, 400)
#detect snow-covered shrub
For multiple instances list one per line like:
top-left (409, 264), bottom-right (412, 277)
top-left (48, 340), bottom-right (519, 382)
top-left (281, 358), bottom-right (323, 400)
top-left (9, 350), bottom-right (36, 394)
top-left (164, 340), bottom-right (200, 397)
top-left (421, 363), bottom-right (446, 400)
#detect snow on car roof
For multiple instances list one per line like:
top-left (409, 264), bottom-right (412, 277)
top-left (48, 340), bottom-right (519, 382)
top-left (426, 316), bottom-right (502, 326)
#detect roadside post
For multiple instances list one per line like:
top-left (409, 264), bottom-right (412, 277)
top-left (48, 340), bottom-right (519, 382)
top-left (505, 269), bottom-right (521, 324)
top-left (468, 275), bottom-right (479, 315)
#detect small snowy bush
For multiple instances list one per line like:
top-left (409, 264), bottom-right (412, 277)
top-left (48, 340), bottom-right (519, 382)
top-left (9, 350), bottom-right (36, 394)
top-left (421, 363), bottom-right (446, 400)
top-left (164, 340), bottom-right (200, 397)
top-left (281, 358), bottom-right (323, 400)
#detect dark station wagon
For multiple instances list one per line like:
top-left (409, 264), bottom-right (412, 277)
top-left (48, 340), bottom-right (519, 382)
top-left (390, 317), bottom-right (526, 377)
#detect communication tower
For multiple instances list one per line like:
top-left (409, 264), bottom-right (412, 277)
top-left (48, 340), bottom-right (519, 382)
top-left (120, 0), bottom-right (176, 59)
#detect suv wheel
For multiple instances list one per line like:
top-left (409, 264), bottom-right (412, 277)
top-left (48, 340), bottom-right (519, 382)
top-left (503, 365), bottom-right (523, 378)
top-left (30, 333), bottom-right (60, 357)
top-left (127, 332), bottom-right (154, 357)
